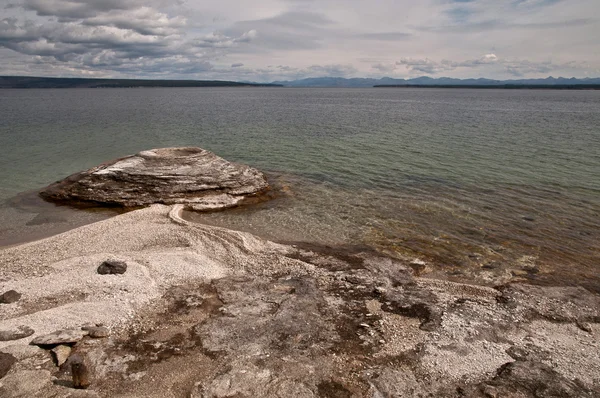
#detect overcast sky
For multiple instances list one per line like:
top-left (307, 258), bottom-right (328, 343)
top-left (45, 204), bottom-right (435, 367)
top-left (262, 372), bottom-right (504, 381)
top-left (1, 0), bottom-right (599, 81)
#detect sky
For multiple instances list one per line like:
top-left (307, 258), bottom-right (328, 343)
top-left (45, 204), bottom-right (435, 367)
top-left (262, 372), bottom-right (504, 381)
top-left (0, 0), bottom-right (599, 82)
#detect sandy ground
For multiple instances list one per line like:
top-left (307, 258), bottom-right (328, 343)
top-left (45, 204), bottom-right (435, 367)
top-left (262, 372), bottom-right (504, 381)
top-left (0, 204), bottom-right (299, 348)
top-left (0, 204), bottom-right (598, 397)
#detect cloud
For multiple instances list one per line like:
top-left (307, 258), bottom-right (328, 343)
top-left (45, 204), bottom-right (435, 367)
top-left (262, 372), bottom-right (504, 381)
top-left (0, 0), bottom-right (598, 80)
top-left (355, 32), bottom-right (412, 41)
top-left (222, 11), bottom-right (333, 52)
top-left (20, 0), bottom-right (172, 19)
top-left (392, 53), bottom-right (499, 74)
top-left (418, 18), bottom-right (594, 33)
top-left (0, 1), bottom-right (257, 77)
top-left (82, 7), bottom-right (186, 36)
top-left (387, 53), bottom-right (587, 78)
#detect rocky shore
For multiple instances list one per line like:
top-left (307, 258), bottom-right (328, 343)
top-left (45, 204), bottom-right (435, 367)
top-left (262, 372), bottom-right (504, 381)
top-left (0, 149), bottom-right (599, 397)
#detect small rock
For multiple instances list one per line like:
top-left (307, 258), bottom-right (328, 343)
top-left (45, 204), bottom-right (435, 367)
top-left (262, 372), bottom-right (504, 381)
top-left (0, 352), bottom-right (17, 378)
top-left (506, 346), bottom-right (530, 361)
top-left (51, 345), bottom-right (72, 366)
top-left (81, 326), bottom-right (110, 338)
top-left (576, 321), bottom-right (593, 334)
top-left (511, 270), bottom-right (529, 277)
top-left (71, 354), bottom-right (91, 389)
top-left (0, 370), bottom-right (52, 397)
top-left (31, 329), bottom-right (88, 346)
top-left (0, 325), bottom-right (35, 341)
top-left (482, 385), bottom-right (500, 398)
top-left (97, 260), bottom-right (127, 275)
top-left (0, 290), bottom-right (21, 304)
top-left (373, 286), bottom-right (387, 295)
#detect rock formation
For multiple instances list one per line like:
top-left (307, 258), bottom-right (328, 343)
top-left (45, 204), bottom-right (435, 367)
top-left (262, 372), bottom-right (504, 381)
top-left (39, 147), bottom-right (269, 211)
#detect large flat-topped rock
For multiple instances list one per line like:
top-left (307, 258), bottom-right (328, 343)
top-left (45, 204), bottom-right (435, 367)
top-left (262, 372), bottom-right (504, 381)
top-left (39, 147), bottom-right (269, 211)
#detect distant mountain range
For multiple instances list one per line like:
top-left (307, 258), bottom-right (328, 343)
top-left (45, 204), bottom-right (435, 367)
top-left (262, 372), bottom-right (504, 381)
top-left (0, 76), bottom-right (281, 89)
top-left (271, 76), bottom-right (600, 88)
top-left (2, 75), bottom-right (599, 89)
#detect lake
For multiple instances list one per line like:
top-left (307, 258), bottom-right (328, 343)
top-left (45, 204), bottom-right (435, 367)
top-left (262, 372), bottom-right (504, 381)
top-left (1, 87), bottom-right (599, 291)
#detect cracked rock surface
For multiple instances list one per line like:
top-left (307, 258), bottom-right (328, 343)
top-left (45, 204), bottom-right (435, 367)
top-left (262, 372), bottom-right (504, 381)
top-left (0, 206), bottom-right (598, 397)
top-left (39, 147), bottom-right (269, 211)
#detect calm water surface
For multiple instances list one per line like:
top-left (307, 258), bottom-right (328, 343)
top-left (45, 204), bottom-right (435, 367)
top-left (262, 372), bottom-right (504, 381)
top-left (1, 88), bottom-right (599, 290)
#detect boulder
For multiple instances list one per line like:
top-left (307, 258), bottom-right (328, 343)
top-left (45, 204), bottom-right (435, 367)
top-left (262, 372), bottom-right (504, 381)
top-left (39, 147), bottom-right (269, 211)
top-left (97, 260), bottom-right (127, 275)
top-left (0, 290), bottom-right (21, 304)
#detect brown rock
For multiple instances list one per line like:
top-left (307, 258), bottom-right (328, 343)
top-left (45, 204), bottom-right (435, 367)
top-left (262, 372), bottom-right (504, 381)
top-left (39, 147), bottom-right (269, 211)
top-left (97, 260), bottom-right (127, 275)
top-left (0, 352), bottom-right (17, 379)
top-left (51, 344), bottom-right (72, 366)
top-left (81, 326), bottom-right (110, 338)
top-left (0, 290), bottom-right (21, 304)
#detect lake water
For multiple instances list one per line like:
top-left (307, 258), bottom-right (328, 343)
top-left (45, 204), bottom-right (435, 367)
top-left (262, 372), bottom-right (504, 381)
top-left (1, 88), bottom-right (599, 291)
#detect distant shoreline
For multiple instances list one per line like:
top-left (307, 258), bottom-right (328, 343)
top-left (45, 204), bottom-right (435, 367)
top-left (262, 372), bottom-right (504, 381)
top-left (0, 76), bottom-right (282, 89)
top-left (374, 84), bottom-right (600, 90)
top-left (4, 75), bottom-right (600, 89)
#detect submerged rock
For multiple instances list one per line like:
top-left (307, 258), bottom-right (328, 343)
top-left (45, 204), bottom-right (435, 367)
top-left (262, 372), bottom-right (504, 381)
top-left (39, 147), bottom-right (269, 211)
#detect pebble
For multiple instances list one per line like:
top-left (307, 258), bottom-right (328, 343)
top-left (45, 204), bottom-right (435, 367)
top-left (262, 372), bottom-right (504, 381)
top-left (0, 290), bottom-right (22, 304)
top-left (97, 259), bottom-right (127, 275)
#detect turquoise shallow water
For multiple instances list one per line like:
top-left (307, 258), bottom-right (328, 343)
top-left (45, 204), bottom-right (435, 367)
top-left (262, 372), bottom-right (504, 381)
top-left (1, 88), bottom-right (599, 290)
